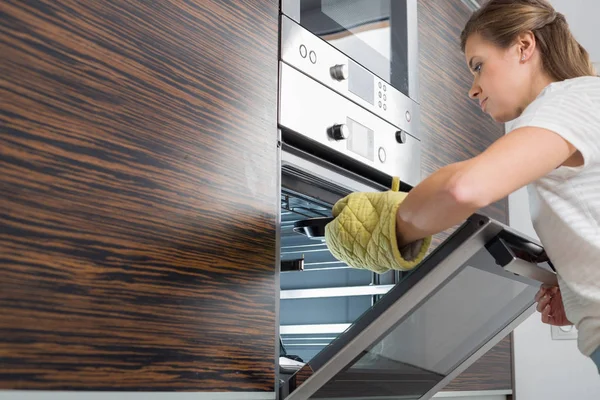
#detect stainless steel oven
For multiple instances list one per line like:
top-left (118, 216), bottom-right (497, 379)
top-left (277, 145), bottom-right (558, 400)
top-left (279, 0), bottom-right (421, 188)
top-left (281, 0), bottom-right (420, 125)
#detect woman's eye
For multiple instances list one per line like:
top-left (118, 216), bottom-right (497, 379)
top-left (474, 63), bottom-right (482, 73)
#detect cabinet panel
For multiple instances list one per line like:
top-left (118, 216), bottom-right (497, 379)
top-left (0, 0), bottom-right (279, 391)
top-left (418, 0), bottom-right (512, 392)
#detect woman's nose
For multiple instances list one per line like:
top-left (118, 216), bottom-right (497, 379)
top-left (468, 82), bottom-right (480, 99)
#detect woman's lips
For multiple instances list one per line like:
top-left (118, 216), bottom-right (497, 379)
top-left (481, 98), bottom-right (488, 112)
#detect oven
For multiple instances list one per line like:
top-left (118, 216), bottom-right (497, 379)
top-left (279, 0), bottom-right (421, 187)
top-left (277, 144), bottom-right (558, 400)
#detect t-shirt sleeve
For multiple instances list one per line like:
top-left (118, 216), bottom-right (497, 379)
top-left (508, 91), bottom-right (599, 167)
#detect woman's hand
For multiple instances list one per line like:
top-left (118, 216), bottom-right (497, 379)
top-left (535, 284), bottom-right (572, 326)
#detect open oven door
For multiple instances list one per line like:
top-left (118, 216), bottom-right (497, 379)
top-left (279, 147), bottom-right (556, 400)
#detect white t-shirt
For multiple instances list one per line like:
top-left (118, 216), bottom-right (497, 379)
top-left (509, 76), bottom-right (600, 357)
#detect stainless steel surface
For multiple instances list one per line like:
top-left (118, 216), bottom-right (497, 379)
top-left (279, 62), bottom-right (421, 187)
top-left (406, 0), bottom-right (420, 102)
top-left (280, 16), bottom-right (421, 139)
top-left (281, 0), bottom-right (301, 22)
top-left (281, 145), bottom-right (387, 199)
top-left (281, 284), bottom-right (395, 300)
top-left (505, 258), bottom-right (558, 286)
top-left (285, 222), bottom-right (502, 400)
top-left (329, 64), bottom-right (348, 81)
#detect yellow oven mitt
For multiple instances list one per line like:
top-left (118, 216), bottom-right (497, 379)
top-left (324, 177), bottom-right (431, 273)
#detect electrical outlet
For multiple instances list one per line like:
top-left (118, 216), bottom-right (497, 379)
top-left (551, 324), bottom-right (578, 340)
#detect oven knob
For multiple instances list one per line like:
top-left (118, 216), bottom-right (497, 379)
top-left (395, 130), bottom-right (407, 144)
top-left (328, 124), bottom-right (349, 141)
top-left (330, 64), bottom-right (349, 81)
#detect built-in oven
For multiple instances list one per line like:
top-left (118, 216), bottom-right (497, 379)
top-left (280, 0), bottom-right (421, 183)
top-left (277, 144), bottom-right (558, 400)
top-left (281, 0), bottom-right (420, 131)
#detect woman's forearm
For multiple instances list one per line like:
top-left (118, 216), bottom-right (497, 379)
top-left (395, 162), bottom-right (486, 247)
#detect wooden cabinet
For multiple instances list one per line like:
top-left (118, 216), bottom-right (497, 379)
top-left (418, 0), bottom-right (513, 392)
top-left (0, 0), bottom-right (279, 392)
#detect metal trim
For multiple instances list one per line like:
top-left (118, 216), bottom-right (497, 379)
top-left (281, 324), bottom-right (351, 335)
top-left (281, 285), bottom-right (394, 300)
top-left (433, 390), bottom-right (512, 398)
top-left (406, 0), bottom-right (420, 102)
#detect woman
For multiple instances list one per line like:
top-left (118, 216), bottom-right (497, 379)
top-left (326, 0), bottom-right (600, 371)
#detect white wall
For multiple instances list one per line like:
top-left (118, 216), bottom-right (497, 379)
top-left (508, 187), bottom-right (600, 400)
top-left (549, 0), bottom-right (600, 63)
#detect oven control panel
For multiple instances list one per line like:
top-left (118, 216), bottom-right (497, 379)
top-left (280, 16), bottom-right (419, 139)
top-left (279, 62), bottom-right (421, 188)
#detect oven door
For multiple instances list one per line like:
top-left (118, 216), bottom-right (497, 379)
top-left (279, 145), bottom-right (557, 400)
top-left (282, 0), bottom-right (418, 101)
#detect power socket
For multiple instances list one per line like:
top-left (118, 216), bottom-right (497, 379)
top-left (551, 324), bottom-right (578, 340)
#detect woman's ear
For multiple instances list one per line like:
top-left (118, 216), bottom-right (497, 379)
top-left (516, 31), bottom-right (536, 62)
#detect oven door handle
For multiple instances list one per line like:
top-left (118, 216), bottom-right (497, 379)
top-left (486, 236), bottom-right (558, 286)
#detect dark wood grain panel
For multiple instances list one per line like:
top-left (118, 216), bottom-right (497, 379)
top-left (418, 0), bottom-right (512, 392)
top-left (0, 0), bottom-right (278, 391)
top-left (418, 0), bottom-right (507, 251)
top-left (444, 334), bottom-right (513, 391)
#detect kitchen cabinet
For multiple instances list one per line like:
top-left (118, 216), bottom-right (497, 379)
top-left (418, 0), bottom-right (513, 392)
top-left (0, 0), bottom-right (279, 393)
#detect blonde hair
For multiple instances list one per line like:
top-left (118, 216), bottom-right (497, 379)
top-left (460, 0), bottom-right (596, 81)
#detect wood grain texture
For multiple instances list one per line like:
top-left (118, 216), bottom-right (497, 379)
top-left (443, 334), bottom-right (513, 391)
top-left (0, 0), bottom-right (279, 391)
top-left (418, 0), bottom-right (512, 392)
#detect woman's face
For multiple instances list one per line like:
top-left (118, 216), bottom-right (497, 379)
top-left (464, 33), bottom-right (528, 123)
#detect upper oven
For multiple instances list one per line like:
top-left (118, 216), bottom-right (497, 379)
top-left (281, 0), bottom-right (419, 138)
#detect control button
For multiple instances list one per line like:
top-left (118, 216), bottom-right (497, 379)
top-left (383, 104), bottom-right (387, 111)
top-left (383, 84), bottom-right (387, 92)
top-left (405, 111), bottom-right (411, 122)
top-left (378, 101), bottom-right (382, 108)
top-left (329, 64), bottom-right (348, 81)
top-left (299, 45), bottom-right (307, 58)
top-left (309, 50), bottom-right (317, 64)
top-left (395, 130), bottom-right (407, 144)
top-left (378, 82), bottom-right (382, 89)
top-left (378, 147), bottom-right (387, 163)
top-left (378, 92), bottom-right (382, 98)
top-left (328, 124), bottom-right (349, 141)
top-left (383, 94), bottom-right (387, 101)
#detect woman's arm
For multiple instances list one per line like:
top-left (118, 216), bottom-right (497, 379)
top-left (395, 126), bottom-right (579, 247)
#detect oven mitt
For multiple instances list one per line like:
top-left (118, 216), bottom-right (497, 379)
top-left (324, 177), bottom-right (431, 273)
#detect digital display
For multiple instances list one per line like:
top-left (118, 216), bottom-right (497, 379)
top-left (348, 61), bottom-right (374, 105)
top-left (347, 118), bottom-right (374, 161)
